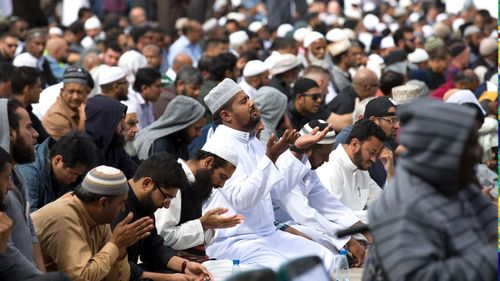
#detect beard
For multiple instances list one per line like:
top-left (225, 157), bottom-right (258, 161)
top-left (307, 51), bottom-right (329, 68)
top-left (12, 135), bottom-right (35, 164)
top-left (191, 168), bottom-right (215, 204)
top-left (110, 132), bottom-right (126, 147)
top-left (352, 149), bottom-right (367, 170)
top-left (141, 190), bottom-right (158, 213)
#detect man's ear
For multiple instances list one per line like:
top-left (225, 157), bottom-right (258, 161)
top-left (203, 156), bottom-right (215, 169)
top-left (141, 177), bottom-right (153, 190)
top-left (98, 196), bottom-right (107, 209)
top-left (9, 128), bottom-right (16, 143)
top-left (52, 155), bottom-right (63, 166)
top-left (350, 138), bottom-right (361, 152)
top-left (220, 109), bottom-right (232, 123)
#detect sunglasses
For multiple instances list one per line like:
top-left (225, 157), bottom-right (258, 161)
top-left (301, 93), bottom-right (323, 101)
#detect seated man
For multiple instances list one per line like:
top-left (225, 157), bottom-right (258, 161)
top-left (364, 99), bottom-right (496, 281)
top-left (18, 131), bottom-right (96, 212)
top-left (112, 152), bottom-right (212, 281)
top-left (32, 166), bottom-right (155, 281)
top-left (316, 119), bottom-right (385, 222)
top-left (155, 145), bottom-right (243, 260)
top-left (273, 120), bottom-right (369, 267)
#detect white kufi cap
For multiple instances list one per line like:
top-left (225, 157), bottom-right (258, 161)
top-left (204, 78), bottom-right (243, 114)
top-left (243, 60), bottom-right (268, 77)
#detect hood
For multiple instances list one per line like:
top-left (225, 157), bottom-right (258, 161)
top-left (397, 99), bottom-right (475, 193)
top-left (134, 96), bottom-right (205, 160)
top-left (85, 95), bottom-right (127, 150)
top-left (0, 99), bottom-right (8, 152)
top-left (254, 86), bottom-right (288, 145)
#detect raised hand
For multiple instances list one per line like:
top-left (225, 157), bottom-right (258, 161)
top-left (266, 129), bottom-right (299, 163)
top-left (199, 207), bottom-right (244, 230)
top-left (110, 213), bottom-right (154, 250)
top-left (293, 124), bottom-right (334, 150)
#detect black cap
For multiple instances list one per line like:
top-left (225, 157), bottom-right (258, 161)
top-left (293, 78), bottom-right (319, 96)
top-left (364, 97), bottom-right (396, 118)
top-left (63, 67), bottom-right (90, 86)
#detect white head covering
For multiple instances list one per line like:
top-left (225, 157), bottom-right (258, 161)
top-left (49, 27), bottom-right (64, 36)
top-left (435, 13), bottom-right (448, 23)
top-left (342, 28), bottom-right (356, 40)
top-left (204, 78), bottom-right (243, 114)
top-left (375, 23), bottom-right (388, 34)
top-left (408, 48), bottom-right (429, 64)
top-left (276, 24), bottom-right (294, 38)
top-left (463, 25), bottom-right (481, 37)
top-left (380, 36), bottom-right (395, 49)
top-left (84, 16), bottom-right (101, 30)
top-left (117, 50), bottom-right (147, 84)
top-left (202, 18), bottom-right (218, 32)
top-left (293, 27), bottom-right (311, 42)
top-left (243, 60), bottom-right (268, 77)
top-left (363, 14), bottom-right (379, 31)
top-left (226, 12), bottom-right (246, 22)
top-left (392, 84), bottom-right (421, 104)
top-left (452, 18), bottom-right (465, 32)
top-left (248, 21), bottom-right (264, 33)
top-left (421, 25), bottom-right (434, 38)
top-left (229, 30), bottom-right (249, 50)
top-left (0, 99), bottom-right (9, 152)
top-left (121, 100), bottom-right (138, 114)
top-left (479, 37), bottom-right (497, 56)
top-left (327, 39), bottom-right (350, 57)
top-left (13, 52), bottom-right (38, 68)
top-left (299, 119), bottom-right (336, 144)
top-left (445, 89), bottom-right (486, 115)
top-left (202, 138), bottom-right (238, 166)
top-left (98, 66), bottom-right (126, 85)
top-left (271, 54), bottom-right (302, 76)
top-left (303, 31), bottom-right (325, 48)
top-left (408, 12), bottom-right (421, 23)
top-left (325, 28), bottom-right (348, 43)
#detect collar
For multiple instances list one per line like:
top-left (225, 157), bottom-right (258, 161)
top-left (178, 158), bottom-right (195, 183)
top-left (332, 64), bottom-right (350, 78)
top-left (69, 193), bottom-right (100, 227)
top-left (216, 124), bottom-right (256, 142)
top-left (129, 88), bottom-right (146, 105)
top-left (57, 96), bottom-right (79, 117)
top-left (337, 144), bottom-right (358, 172)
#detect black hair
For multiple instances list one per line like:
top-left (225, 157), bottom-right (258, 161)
top-left (203, 38), bottom-right (229, 52)
top-left (175, 66), bottom-right (203, 86)
top-left (68, 21), bottom-right (85, 35)
top-left (133, 152), bottom-right (189, 190)
top-left (133, 67), bottom-right (161, 92)
top-left (343, 18), bottom-right (359, 31)
top-left (77, 7), bottom-right (92, 20)
top-left (453, 70), bottom-right (478, 85)
top-left (195, 150), bottom-right (231, 169)
top-left (7, 98), bottom-right (23, 132)
top-left (331, 50), bottom-right (348, 64)
top-left (209, 52), bottom-right (237, 81)
top-left (130, 25), bottom-right (153, 44)
top-left (104, 39), bottom-right (123, 53)
top-left (197, 56), bottom-right (212, 74)
top-left (271, 37), bottom-right (295, 51)
top-left (0, 62), bottom-right (14, 83)
top-left (238, 50), bottom-right (258, 62)
top-left (380, 71), bottom-right (405, 96)
top-left (11, 66), bottom-right (41, 94)
top-left (462, 103), bottom-right (485, 126)
top-left (346, 118), bottom-right (386, 144)
top-left (392, 27), bottom-right (414, 45)
top-left (49, 131), bottom-right (97, 169)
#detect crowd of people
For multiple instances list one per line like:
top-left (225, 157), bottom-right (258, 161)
top-left (0, 0), bottom-right (497, 280)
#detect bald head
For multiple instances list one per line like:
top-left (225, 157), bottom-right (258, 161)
top-left (172, 53), bottom-right (193, 72)
top-left (82, 52), bottom-right (101, 71)
top-left (129, 7), bottom-right (146, 26)
top-left (46, 37), bottom-right (68, 61)
top-left (353, 68), bottom-right (379, 100)
top-left (353, 68), bottom-right (378, 84)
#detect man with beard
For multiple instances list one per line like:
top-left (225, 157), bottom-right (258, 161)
top-left (111, 153), bottom-right (214, 281)
top-left (85, 95), bottom-right (138, 178)
top-left (120, 101), bottom-right (140, 160)
top-left (316, 119), bottom-right (385, 223)
top-left (201, 78), bottom-right (339, 271)
top-left (301, 32), bottom-right (328, 69)
top-left (98, 66), bottom-right (129, 101)
top-left (273, 120), bottom-right (370, 267)
top-left (155, 147), bottom-right (243, 260)
top-left (392, 27), bottom-right (416, 55)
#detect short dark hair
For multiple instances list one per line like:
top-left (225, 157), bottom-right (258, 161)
top-left (7, 98), bottom-right (23, 131)
top-left (74, 184), bottom-right (116, 203)
top-left (331, 50), bottom-right (348, 64)
top-left (133, 67), bottom-right (161, 92)
top-left (133, 152), bottom-right (189, 190)
top-left (303, 65), bottom-right (329, 76)
top-left (380, 71), bottom-right (405, 96)
top-left (209, 52), bottom-right (237, 81)
top-left (50, 131), bottom-right (97, 169)
top-left (393, 26), bottom-right (414, 45)
top-left (212, 96), bottom-right (236, 125)
top-left (346, 118), bottom-right (386, 144)
top-left (175, 66), bottom-right (203, 86)
top-left (203, 38), bottom-right (229, 52)
top-left (11, 66), bottom-right (41, 94)
top-left (195, 150), bottom-right (231, 169)
top-left (0, 146), bottom-right (11, 172)
top-left (77, 7), bottom-right (92, 20)
top-left (271, 37), bottom-right (295, 51)
top-left (238, 50), bottom-right (258, 62)
top-left (0, 62), bottom-right (14, 83)
top-left (104, 40), bottom-right (123, 54)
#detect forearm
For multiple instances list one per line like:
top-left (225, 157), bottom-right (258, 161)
top-left (32, 242), bottom-right (46, 273)
top-left (166, 256), bottom-right (187, 273)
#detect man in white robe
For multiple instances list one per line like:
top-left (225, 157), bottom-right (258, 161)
top-left (201, 78), bottom-right (338, 272)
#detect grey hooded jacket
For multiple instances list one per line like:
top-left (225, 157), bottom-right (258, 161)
top-left (254, 86), bottom-right (288, 147)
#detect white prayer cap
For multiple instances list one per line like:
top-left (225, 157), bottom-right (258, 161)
top-left (436, 13), bottom-right (448, 23)
top-left (13, 53), bottom-right (38, 68)
top-left (272, 54), bottom-right (302, 76)
top-left (300, 119), bottom-right (336, 145)
top-left (276, 23), bottom-right (294, 38)
top-left (227, 12), bottom-right (246, 22)
top-left (399, 0), bottom-right (412, 8)
top-left (408, 12), bottom-right (421, 23)
top-left (392, 84), bottom-right (420, 104)
top-left (408, 48), bottom-right (429, 64)
top-left (363, 2), bottom-right (376, 12)
top-left (263, 52), bottom-right (280, 70)
top-left (49, 27), bottom-right (63, 36)
top-left (303, 31), bottom-right (325, 48)
top-left (243, 60), bottom-right (268, 77)
top-left (389, 22), bottom-right (399, 32)
top-left (344, 7), bottom-right (362, 19)
top-left (121, 100), bottom-right (138, 114)
top-left (479, 37), bottom-right (496, 56)
top-left (452, 18), bottom-right (465, 32)
top-left (175, 17), bottom-right (189, 31)
top-left (213, 0), bottom-right (228, 12)
top-left (248, 21), bottom-right (264, 33)
top-left (202, 138), bottom-right (238, 166)
top-left (229, 30), bottom-right (249, 50)
top-left (320, 13), bottom-right (338, 26)
top-left (325, 28), bottom-right (347, 43)
top-left (202, 18), bottom-right (218, 32)
top-left (98, 66), bottom-right (126, 85)
top-left (380, 36), bottom-right (395, 49)
top-left (363, 14), bottom-right (379, 31)
top-left (342, 28), bottom-right (356, 40)
top-left (84, 16), bottom-right (101, 30)
top-left (328, 39), bottom-right (350, 57)
top-left (293, 27), bottom-right (310, 42)
top-left (489, 30), bottom-right (497, 39)
top-left (204, 78), bottom-right (243, 114)
top-left (463, 25), bottom-right (480, 37)
top-left (444, 89), bottom-right (486, 115)
top-left (375, 23), bottom-right (388, 34)
top-left (393, 6), bottom-right (406, 18)
top-left (421, 25), bottom-right (434, 38)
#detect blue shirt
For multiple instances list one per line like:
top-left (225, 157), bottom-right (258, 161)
top-left (167, 36), bottom-right (201, 67)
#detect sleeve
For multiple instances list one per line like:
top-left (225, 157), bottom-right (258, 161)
top-left (272, 150), bottom-right (311, 199)
top-left (155, 195), bottom-right (206, 250)
top-left (16, 165), bottom-right (40, 213)
top-left (32, 213), bottom-right (129, 281)
top-left (0, 239), bottom-right (41, 280)
top-left (315, 161), bottom-right (345, 201)
top-left (366, 177), bottom-right (382, 207)
top-left (42, 112), bottom-right (71, 140)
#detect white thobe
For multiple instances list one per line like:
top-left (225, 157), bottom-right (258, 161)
top-left (238, 79), bottom-right (257, 100)
top-left (203, 125), bottom-right (338, 272)
top-left (315, 144), bottom-right (382, 223)
top-left (272, 156), bottom-right (360, 251)
top-left (155, 159), bottom-right (214, 250)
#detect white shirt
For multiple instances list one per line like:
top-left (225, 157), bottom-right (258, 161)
top-left (154, 159), bottom-right (214, 250)
top-left (165, 68), bottom-right (177, 82)
top-left (315, 144), bottom-right (382, 223)
top-left (272, 156), bottom-right (360, 249)
top-left (238, 79), bottom-right (257, 100)
top-left (32, 82), bottom-right (63, 120)
top-left (126, 88), bottom-right (155, 129)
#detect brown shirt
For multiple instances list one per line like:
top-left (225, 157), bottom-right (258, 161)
top-left (42, 96), bottom-right (85, 140)
top-left (31, 193), bottom-right (130, 281)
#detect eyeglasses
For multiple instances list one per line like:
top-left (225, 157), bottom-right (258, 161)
top-left (155, 184), bottom-right (176, 201)
top-left (301, 93), bottom-right (323, 101)
top-left (377, 117), bottom-right (400, 125)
